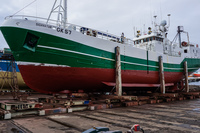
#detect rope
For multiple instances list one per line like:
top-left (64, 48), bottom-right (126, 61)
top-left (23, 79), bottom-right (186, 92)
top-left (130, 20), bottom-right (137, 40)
top-left (11, 0), bottom-right (37, 16)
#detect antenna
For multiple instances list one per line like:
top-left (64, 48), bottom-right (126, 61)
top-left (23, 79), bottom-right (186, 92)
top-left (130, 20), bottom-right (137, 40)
top-left (159, 0), bottom-right (162, 21)
top-left (153, 15), bottom-right (157, 32)
top-left (133, 27), bottom-right (136, 38)
top-left (154, 15), bottom-right (157, 23)
top-left (167, 14), bottom-right (171, 28)
top-left (150, 0), bottom-right (153, 28)
top-left (143, 24), bottom-right (146, 35)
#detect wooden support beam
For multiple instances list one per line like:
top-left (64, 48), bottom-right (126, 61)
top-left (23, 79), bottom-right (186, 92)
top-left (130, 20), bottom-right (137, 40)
top-left (115, 46), bottom-right (122, 96)
top-left (184, 61), bottom-right (189, 92)
top-left (159, 56), bottom-right (165, 94)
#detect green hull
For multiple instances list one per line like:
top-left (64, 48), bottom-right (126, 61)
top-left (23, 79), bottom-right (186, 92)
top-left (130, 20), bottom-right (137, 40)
top-left (1, 27), bottom-right (200, 73)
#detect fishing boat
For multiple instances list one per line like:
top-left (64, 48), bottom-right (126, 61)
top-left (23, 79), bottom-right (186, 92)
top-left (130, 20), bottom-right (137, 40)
top-left (1, 0), bottom-right (200, 94)
top-left (191, 69), bottom-right (200, 77)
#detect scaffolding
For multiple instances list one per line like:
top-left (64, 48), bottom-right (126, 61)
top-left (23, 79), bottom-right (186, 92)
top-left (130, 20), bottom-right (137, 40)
top-left (0, 52), bottom-right (19, 99)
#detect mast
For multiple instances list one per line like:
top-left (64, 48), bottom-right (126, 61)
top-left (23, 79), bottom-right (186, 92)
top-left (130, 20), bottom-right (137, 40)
top-left (178, 26), bottom-right (183, 48)
top-left (46, 0), bottom-right (68, 28)
top-left (57, 0), bottom-right (62, 25)
top-left (63, 0), bottom-right (67, 28)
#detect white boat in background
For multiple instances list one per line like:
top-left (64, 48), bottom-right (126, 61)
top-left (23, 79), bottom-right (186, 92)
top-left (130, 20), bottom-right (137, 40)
top-left (190, 69), bottom-right (200, 77)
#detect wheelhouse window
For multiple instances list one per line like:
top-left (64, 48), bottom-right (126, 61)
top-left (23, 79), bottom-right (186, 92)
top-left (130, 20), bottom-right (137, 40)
top-left (153, 37), bottom-right (163, 42)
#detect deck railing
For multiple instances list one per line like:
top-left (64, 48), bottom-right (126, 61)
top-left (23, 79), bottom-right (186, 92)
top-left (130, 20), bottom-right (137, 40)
top-left (6, 15), bottom-right (134, 46)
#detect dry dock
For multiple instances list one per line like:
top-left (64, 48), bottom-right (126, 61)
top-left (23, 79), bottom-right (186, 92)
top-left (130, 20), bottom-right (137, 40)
top-left (1, 96), bottom-right (200, 133)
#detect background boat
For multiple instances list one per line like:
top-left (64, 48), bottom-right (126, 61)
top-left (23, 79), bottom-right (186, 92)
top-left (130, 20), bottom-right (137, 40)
top-left (0, 48), bottom-right (27, 90)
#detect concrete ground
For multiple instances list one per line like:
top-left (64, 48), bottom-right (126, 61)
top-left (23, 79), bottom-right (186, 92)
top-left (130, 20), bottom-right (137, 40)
top-left (1, 98), bottom-right (200, 133)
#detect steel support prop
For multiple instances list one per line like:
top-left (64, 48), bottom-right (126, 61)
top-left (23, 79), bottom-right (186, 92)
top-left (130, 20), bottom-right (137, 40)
top-left (115, 46), bottom-right (122, 96)
top-left (159, 56), bottom-right (165, 94)
top-left (184, 61), bottom-right (189, 92)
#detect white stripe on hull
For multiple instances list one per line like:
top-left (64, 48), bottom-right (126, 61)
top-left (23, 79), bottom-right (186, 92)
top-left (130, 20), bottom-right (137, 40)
top-left (17, 61), bottom-right (70, 67)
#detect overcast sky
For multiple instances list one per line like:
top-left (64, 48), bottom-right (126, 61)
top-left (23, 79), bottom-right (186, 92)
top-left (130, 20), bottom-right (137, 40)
top-left (0, 0), bottom-right (200, 49)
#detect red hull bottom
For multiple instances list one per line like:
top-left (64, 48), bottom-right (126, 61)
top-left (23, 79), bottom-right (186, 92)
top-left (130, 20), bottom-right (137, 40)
top-left (18, 65), bottom-right (185, 94)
